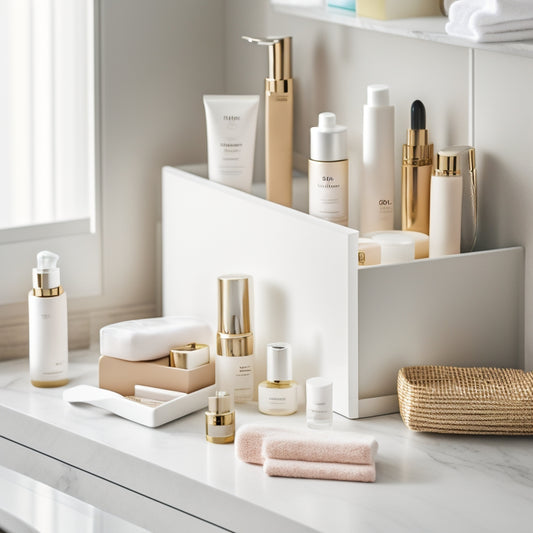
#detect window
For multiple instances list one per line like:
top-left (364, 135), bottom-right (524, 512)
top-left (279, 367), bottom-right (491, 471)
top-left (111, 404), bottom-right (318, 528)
top-left (0, 0), bottom-right (100, 304)
top-left (0, 0), bottom-right (94, 232)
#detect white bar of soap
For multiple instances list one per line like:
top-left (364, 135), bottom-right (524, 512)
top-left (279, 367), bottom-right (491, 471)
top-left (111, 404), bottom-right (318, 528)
top-left (100, 316), bottom-right (212, 362)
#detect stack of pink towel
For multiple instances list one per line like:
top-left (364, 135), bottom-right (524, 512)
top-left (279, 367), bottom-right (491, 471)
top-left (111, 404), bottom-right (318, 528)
top-left (235, 424), bottom-right (378, 482)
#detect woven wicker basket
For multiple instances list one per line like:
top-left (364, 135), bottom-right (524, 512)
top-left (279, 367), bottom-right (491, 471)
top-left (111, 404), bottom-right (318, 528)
top-left (397, 366), bottom-right (533, 435)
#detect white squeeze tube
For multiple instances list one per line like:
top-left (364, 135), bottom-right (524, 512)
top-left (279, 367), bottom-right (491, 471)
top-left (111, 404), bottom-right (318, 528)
top-left (360, 84), bottom-right (395, 233)
top-left (203, 95), bottom-right (259, 193)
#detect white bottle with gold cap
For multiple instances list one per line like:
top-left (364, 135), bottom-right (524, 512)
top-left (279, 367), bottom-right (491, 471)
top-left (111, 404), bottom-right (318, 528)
top-left (258, 342), bottom-right (298, 415)
top-left (216, 274), bottom-right (254, 402)
top-left (429, 150), bottom-right (463, 257)
top-left (28, 250), bottom-right (69, 387)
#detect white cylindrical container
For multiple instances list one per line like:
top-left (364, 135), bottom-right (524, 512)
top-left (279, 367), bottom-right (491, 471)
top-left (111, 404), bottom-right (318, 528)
top-left (28, 251), bottom-right (69, 387)
top-left (308, 112), bottom-right (349, 226)
top-left (429, 151), bottom-right (463, 257)
top-left (216, 275), bottom-right (254, 402)
top-left (306, 377), bottom-right (333, 429)
top-left (360, 84), bottom-right (395, 233)
top-left (258, 342), bottom-right (298, 416)
top-left (366, 231), bottom-right (417, 264)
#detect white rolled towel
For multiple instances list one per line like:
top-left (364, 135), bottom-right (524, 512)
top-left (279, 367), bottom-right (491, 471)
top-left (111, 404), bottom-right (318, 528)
top-left (446, 0), bottom-right (533, 42)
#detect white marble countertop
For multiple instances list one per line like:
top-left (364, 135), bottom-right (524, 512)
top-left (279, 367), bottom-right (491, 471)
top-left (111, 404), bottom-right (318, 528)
top-left (1, 351), bottom-right (533, 532)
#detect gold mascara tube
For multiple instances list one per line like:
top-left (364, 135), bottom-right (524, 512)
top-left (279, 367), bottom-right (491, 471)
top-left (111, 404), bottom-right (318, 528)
top-left (401, 100), bottom-right (433, 235)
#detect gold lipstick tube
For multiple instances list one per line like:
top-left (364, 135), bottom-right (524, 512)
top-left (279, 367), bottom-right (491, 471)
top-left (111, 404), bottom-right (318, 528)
top-left (243, 36), bottom-right (293, 207)
top-left (401, 129), bottom-right (433, 235)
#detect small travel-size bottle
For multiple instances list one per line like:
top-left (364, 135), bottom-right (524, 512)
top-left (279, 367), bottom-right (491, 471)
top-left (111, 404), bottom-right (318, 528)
top-left (306, 377), bottom-right (333, 429)
top-left (258, 342), bottom-right (298, 416)
top-left (205, 391), bottom-right (235, 444)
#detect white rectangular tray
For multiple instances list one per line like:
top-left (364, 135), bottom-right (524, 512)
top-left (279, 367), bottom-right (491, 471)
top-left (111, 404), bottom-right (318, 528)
top-left (64, 384), bottom-right (216, 427)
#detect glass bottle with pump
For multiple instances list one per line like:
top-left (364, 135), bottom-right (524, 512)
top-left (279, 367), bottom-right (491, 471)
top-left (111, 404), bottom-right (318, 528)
top-left (258, 342), bottom-right (298, 415)
top-left (308, 112), bottom-right (349, 226)
top-left (28, 250), bottom-right (69, 387)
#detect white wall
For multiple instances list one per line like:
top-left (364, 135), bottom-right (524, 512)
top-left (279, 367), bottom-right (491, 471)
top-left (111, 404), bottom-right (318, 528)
top-left (2, 0), bottom-right (532, 371)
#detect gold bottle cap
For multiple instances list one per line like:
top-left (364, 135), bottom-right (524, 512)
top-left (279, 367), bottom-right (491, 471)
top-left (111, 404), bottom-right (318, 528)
top-left (436, 151), bottom-right (461, 176)
top-left (208, 391), bottom-right (233, 414)
top-left (169, 343), bottom-right (210, 369)
top-left (218, 275), bottom-right (251, 335)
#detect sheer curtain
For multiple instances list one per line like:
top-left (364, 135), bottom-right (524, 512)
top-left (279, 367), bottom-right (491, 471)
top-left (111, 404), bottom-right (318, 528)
top-left (0, 0), bottom-right (94, 231)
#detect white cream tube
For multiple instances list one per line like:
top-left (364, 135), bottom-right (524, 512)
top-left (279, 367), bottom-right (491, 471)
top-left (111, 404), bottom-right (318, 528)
top-left (203, 95), bottom-right (259, 193)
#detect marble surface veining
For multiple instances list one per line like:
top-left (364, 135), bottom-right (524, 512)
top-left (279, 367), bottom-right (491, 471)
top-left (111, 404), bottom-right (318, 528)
top-left (1, 351), bottom-right (533, 532)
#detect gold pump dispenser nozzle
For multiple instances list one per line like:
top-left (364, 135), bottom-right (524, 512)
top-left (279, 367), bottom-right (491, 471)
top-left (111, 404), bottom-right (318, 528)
top-left (242, 36), bottom-right (293, 208)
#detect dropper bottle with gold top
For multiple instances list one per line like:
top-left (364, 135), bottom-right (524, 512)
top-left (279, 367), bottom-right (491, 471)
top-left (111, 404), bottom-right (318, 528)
top-left (401, 100), bottom-right (434, 234)
top-left (205, 391), bottom-right (235, 444)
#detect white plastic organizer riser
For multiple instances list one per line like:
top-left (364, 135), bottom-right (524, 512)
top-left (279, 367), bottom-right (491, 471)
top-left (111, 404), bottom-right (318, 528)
top-left (162, 166), bottom-right (524, 419)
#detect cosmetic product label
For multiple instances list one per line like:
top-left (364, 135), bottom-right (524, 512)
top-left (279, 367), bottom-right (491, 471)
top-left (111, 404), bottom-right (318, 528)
top-left (258, 384), bottom-right (298, 414)
top-left (216, 354), bottom-right (254, 402)
top-left (308, 160), bottom-right (349, 226)
top-left (207, 423), bottom-right (235, 439)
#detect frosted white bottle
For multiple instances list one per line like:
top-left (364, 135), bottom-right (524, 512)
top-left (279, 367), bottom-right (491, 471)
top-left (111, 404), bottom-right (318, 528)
top-left (308, 112), bottom-right (349, 226)
top-left (360, 84), bottom-right (395, 233)
top-left (216, 274), bottom-right (254, 402)
top-left (429, 151), bottom-right (463, 257)
top-left (28, 251), bottom-right (69, 387)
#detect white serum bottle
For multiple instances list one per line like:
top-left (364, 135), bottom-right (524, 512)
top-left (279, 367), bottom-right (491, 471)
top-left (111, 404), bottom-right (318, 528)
top-left (28, 250), bottom-right (69, 387)
top-left (216, 274), bottom-right (254, 402)
top-left (308, 112), bottom-right (349, 226)
top-left (360, 84), bottom-right (395, 233)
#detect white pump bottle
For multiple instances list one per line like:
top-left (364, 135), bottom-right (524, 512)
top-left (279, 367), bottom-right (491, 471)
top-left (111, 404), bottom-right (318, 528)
top-left (28, 250), bottom-right (69, 387)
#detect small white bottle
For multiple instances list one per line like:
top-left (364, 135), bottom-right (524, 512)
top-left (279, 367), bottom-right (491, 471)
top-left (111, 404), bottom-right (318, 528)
top-left (308, 112), bottom-right (349, 226)
top-left (429, 151), bottom-right (463, 257)
top-left (306, 377), bottom-right (333, 429)
top-left (360, 84), bottom-right (395, 233)
top-left (258, 342), bottom-right (298, 415)
top-left (216, 275), bottom-right (254, 402)
top-left (28, 251), bottom-right (69, 387)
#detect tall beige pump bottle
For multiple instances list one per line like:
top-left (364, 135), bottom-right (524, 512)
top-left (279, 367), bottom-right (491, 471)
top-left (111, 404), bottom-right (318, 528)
top-left (242, 36), bottom-right (293, 207)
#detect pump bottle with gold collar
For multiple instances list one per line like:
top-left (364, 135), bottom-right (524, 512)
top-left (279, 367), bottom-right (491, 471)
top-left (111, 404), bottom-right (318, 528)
top-left (28, 250), bottom-right (69, 387)
top-left (242, 35), bottom-right (293, 207)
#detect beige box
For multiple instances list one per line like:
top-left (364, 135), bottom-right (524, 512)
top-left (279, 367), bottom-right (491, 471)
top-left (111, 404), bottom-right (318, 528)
top-left (99, 355), bottom-right (215, 396)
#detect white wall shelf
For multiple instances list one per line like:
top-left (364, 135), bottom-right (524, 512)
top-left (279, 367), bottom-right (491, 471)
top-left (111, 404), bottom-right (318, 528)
top-left (162, 167), bottom-right (524, 419)
top-left (276, 6), bottom-right (533, 59)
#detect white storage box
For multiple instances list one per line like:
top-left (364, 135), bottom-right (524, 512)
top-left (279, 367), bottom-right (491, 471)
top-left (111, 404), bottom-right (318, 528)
top-left (162, 166), bottom-right (524, 418)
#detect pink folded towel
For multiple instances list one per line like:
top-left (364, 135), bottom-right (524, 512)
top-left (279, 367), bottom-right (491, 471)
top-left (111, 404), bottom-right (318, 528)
top-left (235, 424), bottom-right (299, 465)
top-left (264, 458), bottom-right (376, 483)
top-left (262, 432), bottom-right (377, 465)
top-left (235, 423), bottom-right (378, 482)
